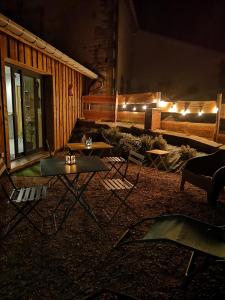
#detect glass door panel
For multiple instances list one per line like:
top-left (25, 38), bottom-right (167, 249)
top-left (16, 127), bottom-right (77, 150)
top-left (14, 72), bottom-right (24, 155)
top-left (5, 66), bottom-right (15, 160)
top-left (23, 76), bottom-right (36, 152)
top-left (5, 66), bottom-right (44, 160)
top-left (36, 78), bottom-right (43, 148)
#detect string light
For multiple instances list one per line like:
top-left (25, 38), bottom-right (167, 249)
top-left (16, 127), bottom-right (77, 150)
top-left (213, 106), bottom-right (218, 113)
top-left (158, 100), bottom-right (167, 108)
top-left (169, 103), bottom-right (177, 112)
top-left (181, 109), bottom-right (190, 116)
top-left (133, 106), bottom-right (136, 111)
top-left (142, 105), bottom-right (147, 110)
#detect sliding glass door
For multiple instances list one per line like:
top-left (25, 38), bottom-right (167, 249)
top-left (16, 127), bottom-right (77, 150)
top-left (5, 66), bottom-right (44, 160)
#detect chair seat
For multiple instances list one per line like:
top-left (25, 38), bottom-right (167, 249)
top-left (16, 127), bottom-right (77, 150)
top-left (143, 215), bottom-right (225, 259)
top-left (10, 186), bottom-right (47, 203)
top-left (100, 151), bottom-right (144, 223)
top-left (115, 213), bottom-right (225, 287)
top-left (103, 156), bottom-right (126, 163)
top-left (101, 178), bottom-right (133, 191)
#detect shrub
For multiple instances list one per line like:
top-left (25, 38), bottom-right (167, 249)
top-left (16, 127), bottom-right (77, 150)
top-left (102, 127), bottom-right (123, 145)
top-left (179, 145), bottom-right (197, 161)
top-left (119, 134), bottom-right (141, 158)
top-left (139, 134), bottom-right (153, 154)
top-left (151, 135), bottom-right (167, 150)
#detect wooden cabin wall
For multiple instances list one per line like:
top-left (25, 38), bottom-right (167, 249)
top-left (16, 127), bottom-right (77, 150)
top-left (0, 32), bottom-right (83, 164)
top-left (0, 69), bottom-right (5, 158)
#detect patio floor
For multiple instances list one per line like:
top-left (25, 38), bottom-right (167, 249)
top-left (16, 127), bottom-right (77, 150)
top-left (1, 163), bottom-right (225, 299)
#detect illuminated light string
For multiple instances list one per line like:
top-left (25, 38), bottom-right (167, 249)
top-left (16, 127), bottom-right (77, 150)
top-left (121, 101), bottom-right (219, 114)
top-left (122, 104), bottom-right (148, 111)
top-left (213, 106), bottom-right (218, 113)
top-left (168, 102), bottom-right (219, 115)
top-left (169, 103), bottom-right (177, 112)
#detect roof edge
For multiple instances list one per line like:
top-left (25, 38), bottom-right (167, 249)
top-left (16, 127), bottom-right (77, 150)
top-left (0, 13), bottom-right (98, 79)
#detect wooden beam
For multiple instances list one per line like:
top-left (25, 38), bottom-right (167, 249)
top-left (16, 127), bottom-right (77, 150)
top-left (214, 93), bottom-right (222, 142)
top-left (5, 58), bottom-right (51, 75)
top-left (0, 33), bottom-right (10, 166)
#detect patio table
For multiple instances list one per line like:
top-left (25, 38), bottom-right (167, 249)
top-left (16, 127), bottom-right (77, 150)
top-left (67, 142), bottom-right (113, 157)
top-left (40, 156), bottom-right (109, 232)
top-left (146, 149), bottom-right (169, 171)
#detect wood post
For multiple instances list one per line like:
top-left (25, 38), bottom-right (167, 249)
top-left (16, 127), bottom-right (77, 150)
top-left (115, 90), bottom-right (118, 122)
top-left (156, 91), bottom-right (161, 108)
top-left (214, 93), bottom-right (222, 142)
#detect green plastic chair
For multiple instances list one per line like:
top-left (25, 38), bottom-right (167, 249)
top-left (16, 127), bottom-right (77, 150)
top-left (115, 214), bottom-right (225, 286)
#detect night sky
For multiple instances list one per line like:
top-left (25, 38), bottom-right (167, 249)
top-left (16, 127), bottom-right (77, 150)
top-left (1, 0), bottom-right (225, 53)
top-left (1, 0), bottom-right (225, 99)
top-left (133, 0), bottom-right (225, 53)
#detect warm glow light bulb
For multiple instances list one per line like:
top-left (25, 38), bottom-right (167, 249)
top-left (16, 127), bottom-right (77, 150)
top-left (213, 106), bottom-right (218, 113)
top-left (198, 111), bottom-right (203, 116)
top-left (159, 100), bottom-right (167, 108)
top-left (122, 103), bottom-right (127, 108)
top-left (133, 106), bottom-right (136, 111)
top-left (181, 108), bottom-right (190, 116)
top-left (169, 103), bottom-right (177, 112)
top-left (142, 105), bottom-right (147, 110)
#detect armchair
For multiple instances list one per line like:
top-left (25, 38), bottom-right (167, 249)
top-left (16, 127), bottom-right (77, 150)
top-left (180, 149), bottom-right (225, 206)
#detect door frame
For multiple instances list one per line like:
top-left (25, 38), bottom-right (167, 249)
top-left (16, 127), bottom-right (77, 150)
top-left (5, 64), bottom-right (45, 160)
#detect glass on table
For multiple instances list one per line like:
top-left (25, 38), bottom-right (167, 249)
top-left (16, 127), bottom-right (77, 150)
top-left (85, 137), bottom-right (92, 148)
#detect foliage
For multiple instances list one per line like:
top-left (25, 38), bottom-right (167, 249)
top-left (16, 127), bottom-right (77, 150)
top-left (179, 145), bottom-right (197, 161)
top-left (119, 134), bottom-right (141, 158)
top-left (139, 134), bottom-right (153, 155)
top-left (151, 135), bottom-right (167, 150)
top-left (92, 126), bottom-right (202, 171)
top-left (102, 127), bottom-right (124, 145)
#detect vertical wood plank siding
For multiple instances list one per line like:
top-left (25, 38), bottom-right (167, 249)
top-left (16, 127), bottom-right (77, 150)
top-left (0, 32), bottom-right (83, 163)
top-left (0, 33), bottom-right (10, 158)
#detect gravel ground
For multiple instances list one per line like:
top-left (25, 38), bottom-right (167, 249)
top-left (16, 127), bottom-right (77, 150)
top-left (1, 164), bottom-right (225, 300)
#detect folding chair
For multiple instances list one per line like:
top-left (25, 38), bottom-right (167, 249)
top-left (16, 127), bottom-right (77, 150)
top-left (114, 214), bottom-right (225, 287)
top-left (102, 156), bottom-right (127, 178)
top-left (101, 132), bottom-right (127, 178)
top-left (100, 151), bottom-right (145, 223)
top-left (0, 158), bottom-right (47, 239)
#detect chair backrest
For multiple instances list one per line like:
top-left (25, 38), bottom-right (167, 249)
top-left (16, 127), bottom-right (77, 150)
top-left (0, 158), bottom-right (6, 176)
top-left (125, 151), bottom-right (145, 183)
top-left (186, 149), bottom-right (225, 176)
top-left (128, 150), bottom-right (145, 166)
top-left (0, 158), bottom-right (16, 198)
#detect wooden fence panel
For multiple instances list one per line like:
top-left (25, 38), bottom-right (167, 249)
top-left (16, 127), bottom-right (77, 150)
top-left (82, 95), bottom-right (116, 121)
